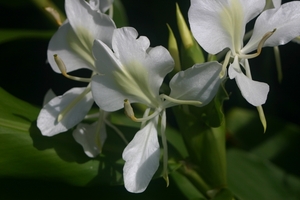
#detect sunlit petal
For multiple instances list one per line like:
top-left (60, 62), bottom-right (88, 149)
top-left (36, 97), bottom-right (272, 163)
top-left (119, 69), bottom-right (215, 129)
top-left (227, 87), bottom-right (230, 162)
top-left (229, 65), bottom-right (269, 106)
top-left (168, 61), bottom-right (222, 107)
top-left (37, 88), bottom-right (93, 136)
top-left (188, 0), bottom-right (265, 54)
top-left (122, 116), bottom-right (160, 193)
top-left (243, 1), bottom-right (300, 53)
top-left (92, 27), bottom-right (173, 111)
top-left (65, 0), bottom-right (115, 48)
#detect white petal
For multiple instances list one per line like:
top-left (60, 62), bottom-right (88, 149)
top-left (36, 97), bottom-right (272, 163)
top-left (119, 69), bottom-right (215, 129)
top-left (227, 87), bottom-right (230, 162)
top-left (43, 89), bottom-right (56, 106)
top-left (243, 1), bottom-right (300, 53)
top-left (92, 27), bottom-right (174, 111)
top-left (272, 0), bottom-right (282, 8)
top-left (228, 65), bottom-right (269, 106)
top-left (47, 22), bottom-right (94, 73)
top-left (88, 0), bottom-right (113, 13)
top-left (188, 0), bottom-right (265, 54)
top-left (47, 0), bottom-right (116, 73)
top-left (37, 88), bottom-right (94, 136)
top-left (72, 120), bottom-right (107, 158)
top-left (91, 39), bottom-right (129, 112)
top-left (122, 117), bottom-right (160, 193)
top-left (100, 0), bottom-right (114, 13)
top-left (65, 0), bottom-right (115, 47)
top-left (169, 61), bottom-right (222, 107)
top-left (112, 27), bottom-right (174, 102)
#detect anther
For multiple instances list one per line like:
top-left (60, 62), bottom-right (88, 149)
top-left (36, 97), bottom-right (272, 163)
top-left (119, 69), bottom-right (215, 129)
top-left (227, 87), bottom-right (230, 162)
top-left (242, 29), bottom-right (277, 59)
top-left (53, 54), bottom-right (91, 82)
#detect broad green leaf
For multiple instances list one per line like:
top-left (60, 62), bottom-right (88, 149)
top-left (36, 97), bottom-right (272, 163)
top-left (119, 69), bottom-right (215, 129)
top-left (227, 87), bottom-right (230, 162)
top-left (227, 149), bottom-right (300, 200)
top-left (0, 88), bottom-right (132, 186)
top-left (0, 29), bottom-right (54, 44)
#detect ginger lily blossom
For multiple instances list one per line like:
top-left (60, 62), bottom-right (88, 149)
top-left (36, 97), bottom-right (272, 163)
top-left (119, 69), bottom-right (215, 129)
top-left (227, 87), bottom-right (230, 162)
top-left (188, 0), bottom-right (300, 130)
top-left (37, 0), bottom-right (117, 156)
top-left (47, 0), bottom-right (115, 74)
top-left (91, 27), bottom-right (223, 193)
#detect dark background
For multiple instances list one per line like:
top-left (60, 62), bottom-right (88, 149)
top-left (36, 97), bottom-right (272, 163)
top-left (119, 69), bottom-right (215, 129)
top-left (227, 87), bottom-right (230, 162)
top-left (0, 0), bottom-right (299, 199)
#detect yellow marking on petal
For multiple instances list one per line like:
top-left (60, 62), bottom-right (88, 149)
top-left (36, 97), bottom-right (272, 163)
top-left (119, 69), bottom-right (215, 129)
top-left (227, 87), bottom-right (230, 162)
top-left (67, 26), bottom-right (95, 68)
top-left (57, 86), bottom-right (91, 123)
top-left (220, 0), bottom-right (244, 53)
top-left (113, 61), bottom-right (159, 107)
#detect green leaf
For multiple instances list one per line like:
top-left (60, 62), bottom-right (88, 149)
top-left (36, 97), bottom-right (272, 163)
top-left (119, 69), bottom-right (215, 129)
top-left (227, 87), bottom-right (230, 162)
top-left (171, 170), bottom-right (206, 200)
top-left (173, 105), bottom-right (227, 193)
top-left (0, 29), bottom-right (54, 44)
top-left (0, 88), bottom-right (134, 186)
top-left (112, 0), bottom-right (128, 28)
top-left (227, 149), bottom-right (300, 200)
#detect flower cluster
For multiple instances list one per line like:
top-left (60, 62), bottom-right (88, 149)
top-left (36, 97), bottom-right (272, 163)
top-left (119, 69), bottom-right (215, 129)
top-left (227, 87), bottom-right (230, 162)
top-left (188, 0), bottom-right (300, 130)
top-left (37, 0), bottom-right (300, 194)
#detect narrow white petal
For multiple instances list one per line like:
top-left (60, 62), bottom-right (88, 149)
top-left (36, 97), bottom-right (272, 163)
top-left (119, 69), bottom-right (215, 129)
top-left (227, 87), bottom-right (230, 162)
top-left (228, 65), bottom-right (269, 106)
top-left (188, 0), bottom-right (265, 54)
top-left (37, 88), bottom-right (94, 136)
top-left (122, 117), bottom-right (160, 193)
top-left (168, 61), bottom-right (222, 107)
top-left (243, 1), bottom-right (300, 53)
top-left (72, 119), bottom-right (107, 158)
top-left (272, 0), bottom-right (282, 8)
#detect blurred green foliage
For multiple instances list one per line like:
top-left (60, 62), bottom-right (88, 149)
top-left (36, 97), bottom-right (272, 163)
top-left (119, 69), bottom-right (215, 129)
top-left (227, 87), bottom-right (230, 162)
top-left (0, 0), bottom-right (300, 199)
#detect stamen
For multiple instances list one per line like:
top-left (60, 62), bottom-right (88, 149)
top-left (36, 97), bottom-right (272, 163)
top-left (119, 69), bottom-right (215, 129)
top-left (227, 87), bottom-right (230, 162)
top-left (104, 117), bottom-right (129, 145)
top-left (84, 112), bottom-right (100, 119)
top-left (160, 94), bottom-right (202, 106)
top-left (240, 29), bottom-right (276, 59)
top-left (45, 7), bottom-right (62, 26)
top-left (141, 108), bottom-right (151, 129)
top-left (123, 99), bottom-right (160, 122)
top-left (220, 50), bottom-right (232, 78)
top-left (57, 85), bottom-right (91, 122)
top-left (160, 110), bottom-right (169, 187)
top-left (54, 54), bottom-right (92, 83)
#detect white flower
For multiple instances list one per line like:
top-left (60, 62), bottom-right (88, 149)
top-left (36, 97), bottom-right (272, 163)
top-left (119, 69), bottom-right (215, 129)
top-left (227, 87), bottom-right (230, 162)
top-left (188, 0), bottom-right (300, 107)
top-left (47, 0), bottom-right (115, 74)
top-left (91, 27), bottom-right (223, 193)
top-left (37, 0), bottom-right (116, 156)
